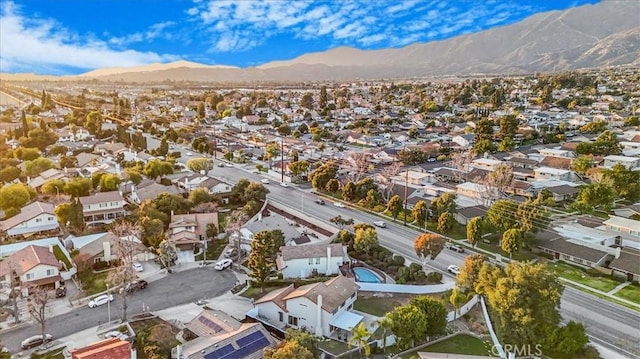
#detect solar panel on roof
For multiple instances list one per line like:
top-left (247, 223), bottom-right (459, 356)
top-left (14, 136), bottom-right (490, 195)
top-left (218, 336), bottom-right (271, 359)
top-left (203, 344), bottom-right (234, 359)
top-left (235, 331), bottom-right (265, 346)
top-left (198, 316), bottom-right (223, 333)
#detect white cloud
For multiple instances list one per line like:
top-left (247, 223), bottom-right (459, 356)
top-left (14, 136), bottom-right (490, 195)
top-left (0, 1), bottom-right (177, 73)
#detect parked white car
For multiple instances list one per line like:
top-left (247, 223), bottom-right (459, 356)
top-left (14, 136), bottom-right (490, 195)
top-left (214, 259), bottom-right (233, 271)
top-left (279, 182), bottom-right (289, 187)
top-left (261, 179), bottom-right (270, 184)
top-left (88, 294), bottom-right (114, 308)
top-left (447, 265), bottom-right (460, 275)
top-left (374, 221), bottom-right (387, 228)
top-left (132, 262), bottom-right (144, 272)
top-left (334, 202), bottom-right (345, 208)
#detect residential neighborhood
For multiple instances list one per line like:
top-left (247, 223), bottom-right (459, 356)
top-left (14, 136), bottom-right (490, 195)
top-left (0, 67), bottom-right (639, 359)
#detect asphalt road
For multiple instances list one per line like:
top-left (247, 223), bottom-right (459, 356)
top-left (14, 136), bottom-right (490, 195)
top-left (2, 267), bottom-right (236, 353)
top-left (216, 164), bottom-right (640, 358)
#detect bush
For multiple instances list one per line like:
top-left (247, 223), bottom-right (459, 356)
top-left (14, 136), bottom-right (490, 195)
top-left (393, 255), bottom-right (405, 266)
top-left (373, 205), bottom-right (386, 212)
top-left (426, 271), bottom-right (442, 283)
top-left (409, 262), bottom-right (423, 273)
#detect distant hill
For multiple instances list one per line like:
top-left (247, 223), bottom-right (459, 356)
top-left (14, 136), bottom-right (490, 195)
top-left (2, 0), bottom-right (638, 83)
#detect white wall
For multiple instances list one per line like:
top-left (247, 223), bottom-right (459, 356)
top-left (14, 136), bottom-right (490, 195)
top-left (6, 213), bottom-right (59, 236)
top-left (281, 257), bottom-right (344, 279)
top-left (83, 200), bottom-right (124, 212)
top-left (22, 264), bottom-right (59, 282)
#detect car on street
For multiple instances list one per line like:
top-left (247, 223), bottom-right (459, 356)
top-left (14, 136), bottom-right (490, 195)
top-left (132, 262), bottom-right (144, 272)
top-left (88, 294), bottom-right (114, 308)
top-left (225, 163), bottom-right (233, 167)
top-left (261, 179), bottom-right (270, 184)
top-left (21, 334), bottom-right (53, 350)
top-left (217, 162), bottom-right (225, 167)
top-left (334, 202), bottom-right (345, 208)
top-left (315, 199), bottom-right (325, 205)
top-left (224, 248), bottom-right (238, 258)
top-left (373, 221), bottom-right (387, 228)
top-left (447, 265), bottom-right (460, 275)
top-left (447, 244), bottom-right (465, 253)
top-left (186, 152), bottom-right (193, 156)
top-left (279, 182), bottom-right (289, 187)
top-left (214, 259), bottom-right (233, 271)
top-left (120, 280), bottom-right (148, 294)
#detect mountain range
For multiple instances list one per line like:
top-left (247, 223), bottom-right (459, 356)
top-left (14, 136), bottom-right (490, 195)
top-left (3, 0), bottom-right (639, 82)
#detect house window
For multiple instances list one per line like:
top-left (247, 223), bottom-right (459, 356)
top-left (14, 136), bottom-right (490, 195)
top-left (308, 258), bottom-right (313, 265)
top-left (278, 312), bottom-right (283, 322)
top-left (48, 217), bottom-right (55, 221)
top-left (26, 273), bottom-right (34, 280)
top-left (316, 258), bottom-right (321, 264)
top-left (36, 218), bottom-right (42, 222)
top-left (288, 316), bottom-right (298, 326)
top-left (46, 269), bottom-right (54, 276)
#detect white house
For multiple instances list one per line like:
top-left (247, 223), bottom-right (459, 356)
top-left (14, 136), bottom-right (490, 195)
top-left (0, 245), bottom-right (63, 294)
top-left (602, 155), bottom-right (640, 169)
top-left (276, 243), bottom-right (348, 279)
top-left (533, 167), bottom-right (573, 181)
top-left (0, 201), bottom-right (59, 237)
top-left (539, 148), bottom-right (573, 158)
top-left (603, 216), bottom-right (640, 240)
top-left (451, 134), bottom-right (475, 148)
top-left (78, 191), bottom-right (126, 224)
top-left (252, 275), bottom-right (361, 337)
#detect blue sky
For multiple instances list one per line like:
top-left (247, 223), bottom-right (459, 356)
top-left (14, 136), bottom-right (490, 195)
top-left (0, 0), bottom-right (599, 75)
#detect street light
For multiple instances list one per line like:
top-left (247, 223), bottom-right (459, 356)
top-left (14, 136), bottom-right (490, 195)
top-left (106, 284), bottom-right (111, 323)
top-left (280, 137), bottom-right (285, 183)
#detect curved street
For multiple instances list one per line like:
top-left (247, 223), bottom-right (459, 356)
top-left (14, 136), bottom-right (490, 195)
top-left (2, 267), bottom-right (237, 353)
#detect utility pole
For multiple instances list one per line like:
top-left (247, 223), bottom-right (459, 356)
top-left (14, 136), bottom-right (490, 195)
top-left (403, 167), bottom-right (409, 226)
top-left (280, 138), bottom-right (285, 183)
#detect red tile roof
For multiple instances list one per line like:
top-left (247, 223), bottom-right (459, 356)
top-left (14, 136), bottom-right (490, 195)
top-left (71, 338), bottom-right (131, 359)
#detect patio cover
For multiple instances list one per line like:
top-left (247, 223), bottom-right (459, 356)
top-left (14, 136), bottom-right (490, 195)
top-left (329, 311), bottom-right (363, 331)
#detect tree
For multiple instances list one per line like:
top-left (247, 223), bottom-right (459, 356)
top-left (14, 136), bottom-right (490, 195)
top-left (354, 227), bottom-right (378, 255)
top-left (277, 124), bottom-right (292, 136)
top-left (63, 177), bottom-right (92, 197)
top-left (430, 192), bottom-right (457, 218)
top-left (124, 168), bottom-right (143, 185)
top-left (498, 137), bottom-right (515, 152)
top-left (157, 239), bottom-right (178, 269)
top-left (59, 155), bottom-right (78, 169)
top-left (157, 138), bottom-right (169, 156)
top-left (342, 181), bottom-right (356, 202)
top-left (152, 193), bottom-right (191, 217)
top-left (570, 183), bottom-right (616, 213)
top-left (437, 211), bottom-right (454, 233)
top-left (479, 262), bottom-right (563, 347)
top-left (579, 121), bottom-right (607, 134)
top-left (376, 316), bottom-right (393, 353)
top-left (457, 254), bottom-right (487, 291)
top-left (319, 86), bottom-right (328, 108)
top-left (144, 160), bottom-right (174, 179)
top-left (409, 296), bottom-right (448, 336)
top-left (264, 340), bottom-right (314, 359)
top-left (330, 215), bottom-right (354, 229)
top-left (484, 199), bottom-right (517, 231)
top-left (325, 178), bottom-right (339, 193)
top-left (349, 322), bottom-right (372, 358)
top-left (247, 230), bottom-right (283, 293)
top-left (572, 156), bottom-right (594, 176)
top-left (0, 182), bottom-right (35, 212)
top-left (498, 115), bottom-right (519, 137)
top-left (84, 111), bottom-right (103, 134)
top-left (501, 228), bottom-right (523, 259)
top-left (411, 200), bottom-right (429, 226)
top-left (24, 158), bottom-right (56, 177)
top-left (466, 217), bottom-right (482, 247)
top-left (387, 194), bottom-right (403, 220)
top-left (27, 285), bottom-right (52, 347)
top-left (54, 199), bottom-right (84, 233)
top-left (308, 161), bottom-right (337, 191)
top-left (41, 179), bottom-right (66, 196)
top-left (287, 160), bottom-right (309, 180)
top-left (187, 158), bottom-right (213, 172)
top-left (414, 233), bottom-right (445, 265)
top-left (386, 304), bottom-right (428, 349)
top-left (474, 118), bottom-right (494, 140)
top-left (602, 163), bottom-right (640, 202)
top-left (0, 167), bottom-right (20, 183)
top-left (189, 188), bottom-right (213, 206)
top-left (243, 182), bottom-right (269, 203)
top-left (108, 221), bottom-right (142, 322)
top-left (473, 138), bottom-right (496, 155)
top-left (99, 173), bottom-right (122, 192)
top-left (543, 321), bottom-right (589, 359)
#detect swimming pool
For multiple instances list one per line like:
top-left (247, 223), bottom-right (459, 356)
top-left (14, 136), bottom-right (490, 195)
top-left (353, 267), bottom-right (383, 283)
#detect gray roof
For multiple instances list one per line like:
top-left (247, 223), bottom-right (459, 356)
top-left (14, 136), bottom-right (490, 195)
top-left (547, 185), bottom-right (579, 196)
top-left (79, 191), bottom-right (123, 205)
top-left (280, 243), bottom-right (345, 261)
top-left (457, 205), bottom-right (488, 219)
top-left (610, 248), bottom-right (640, 276)
top-left (537, 239), bottom-right (608, 263)
top-left (0, 201), bottom-right (56, 230)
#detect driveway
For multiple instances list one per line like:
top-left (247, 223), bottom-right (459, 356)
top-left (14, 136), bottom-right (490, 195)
top-left (1, 267), bottom-right (236, 353)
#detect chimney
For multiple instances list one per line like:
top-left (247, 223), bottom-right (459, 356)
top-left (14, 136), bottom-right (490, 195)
top-left (49, 244), bottom-right (54, 253)
top-left (315, 294), bottom-right (323, 337)
top-left (103, 240), bottom-right (111, 261)
top-left (326, 246), bottom-right (332, 275)
top-left (615, 246), bottom-right (621, 259)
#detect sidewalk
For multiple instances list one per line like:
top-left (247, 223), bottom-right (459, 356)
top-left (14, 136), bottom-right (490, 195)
top-left (607, 281), bottom-right (631, 295)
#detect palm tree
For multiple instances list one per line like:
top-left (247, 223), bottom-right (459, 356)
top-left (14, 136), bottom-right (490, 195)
top-left (377, 316), bottom-right (393, 353)
top-left (349, 322), bottom-right (371, 358)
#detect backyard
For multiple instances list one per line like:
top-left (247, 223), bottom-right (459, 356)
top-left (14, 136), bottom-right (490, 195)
top-left (417, 334), bottom-right (494, 356)
top-left (546, 261), bottom-right (621, 293)
top-left (353, 292), bottom-right (449, 317)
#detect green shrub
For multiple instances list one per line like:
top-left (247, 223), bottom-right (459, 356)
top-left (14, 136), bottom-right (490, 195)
top-left (373, 205), bottom-right (386, 212)
top-left (393, 255), bottom-right (405, 266)
top-left (426, 271), bottom-right (442, 283)
top-left (409, 262), bottom-right (423, 273)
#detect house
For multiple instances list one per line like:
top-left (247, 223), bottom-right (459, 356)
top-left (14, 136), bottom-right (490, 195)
top-left (539, 156), bottom-right (573, 170)
top-left (602, 155), bottom-right (640, 169)
top-left (546, 185), bottom-right (579, 202)
top-left (537, 237), bottom-right (609, 268)
top-left (94, 142), bottom-right (128, 157)
top-left (609, 248), bottom-right (640, 282)
top-left (174, 309), bottom-right (277, 359)
top-left (276, 243), bottom-right (348, 279)
top-left (241, 214), bottom-right (306, 248)
top-left (78, 191), bottom-right (126, 224)
top-left (451, 134), bottom-right (475, 148)
top-left (0, 245), bottom-right (63, 294)
top-left (454, 205), bottom-right (488, 225)
top-left (251, 275), bottom-right (361, 337)
top-left (70, 338), bottom-right (132, 359)
top-left (66, 232), bottom-right (151, 264)
top-left (0, 201), bottom-right (59, 237)
top-left (28, 168), bottom-right (67, 190)
top-left (129, 182), bottom-right (182, 204)
top-left (603, 216), bottom-right (640, 240)
top-left (168, 213), bottom-right (219, 251)
top-left (533, 167), bottom-right (573, 181)
top-left (539, 148), bottom-right (573, 158)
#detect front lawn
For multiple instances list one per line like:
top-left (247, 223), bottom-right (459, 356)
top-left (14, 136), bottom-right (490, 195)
top-left (614, 284), bottom-right (640, 304)
top-left (32, 347), bottom-right (66, 359)
top-left (547, 261), bottom-right (621, 293)
top-left (421, 334), bottom-right (494, 356)
top-left (78, 270), bottom-right (109, 295)
top-left (475, 237), bottom-right (536, 261)
top-left (195, 238), bottom-right (228, 261)
top-left (131, 316), bottom-right (181, 359)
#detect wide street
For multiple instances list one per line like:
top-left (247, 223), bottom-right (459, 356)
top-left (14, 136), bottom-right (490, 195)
top-left (2, 266), bottom-right (236, 353)
top-left (215, 163), bottom-right (640, 358)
